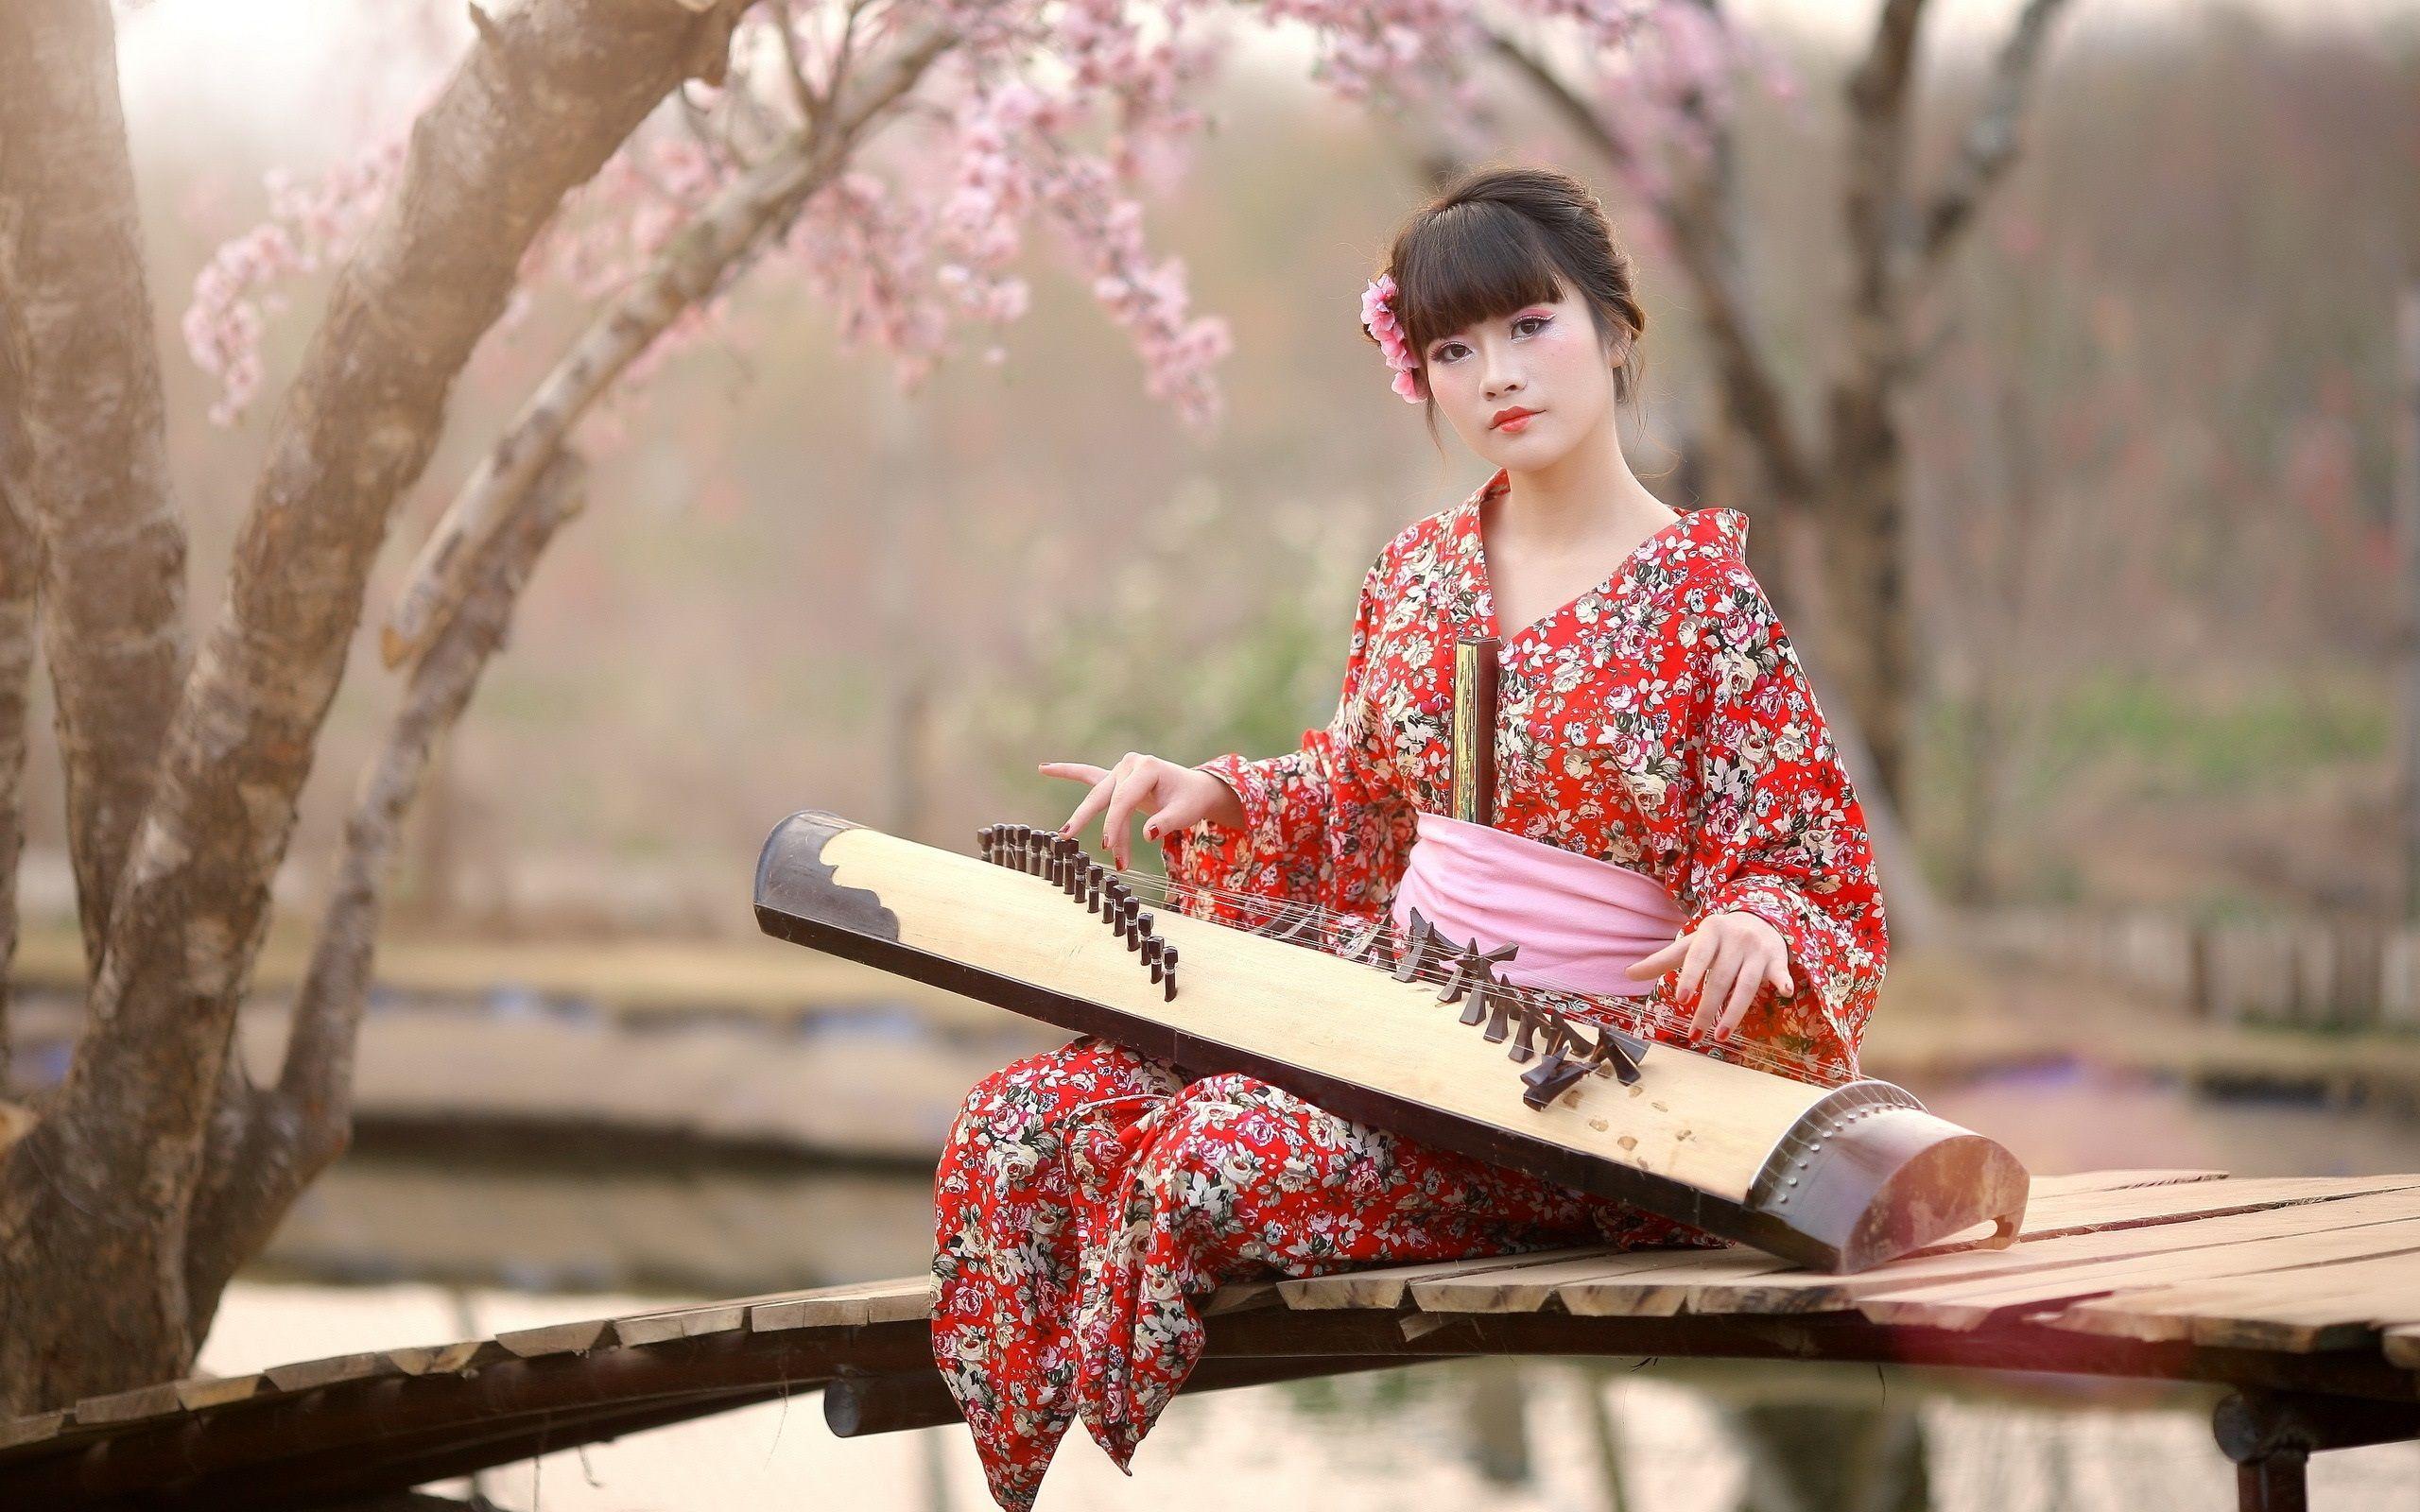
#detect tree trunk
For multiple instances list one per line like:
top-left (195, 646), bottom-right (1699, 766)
top-left (0, 0), bottom-right (744, 1418)
top-left (182, 456), bottom-right (592, 1344)
top-left (0, 500), bottom-right (38, 1088)
top-left (1816, 396), bottom-right (1914, 804)
top-left (0, 0), bottom-right (189, 986)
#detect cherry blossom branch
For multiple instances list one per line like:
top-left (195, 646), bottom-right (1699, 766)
top-left (380, 19), bottom-right (957, 670)
top-left (380, 4), bottom-right (1235, 667)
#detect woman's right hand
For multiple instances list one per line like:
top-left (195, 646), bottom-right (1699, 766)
top-left (1040, 753), bottom-right (1247, 870)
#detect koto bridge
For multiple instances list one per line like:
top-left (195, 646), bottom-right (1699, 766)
top-left (5, 1168), bottom-right (2420, 1510)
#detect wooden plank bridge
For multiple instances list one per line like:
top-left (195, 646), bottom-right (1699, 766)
top-left (5, 1168), bottom-right (2420, 1510)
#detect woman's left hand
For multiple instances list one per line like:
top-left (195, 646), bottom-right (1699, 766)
top-left (1625, 910), bottom-right (1793, 1044)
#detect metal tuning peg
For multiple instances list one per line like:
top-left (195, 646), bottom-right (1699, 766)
top-left (1085, 870), bottom-right (1103, 916)
top-left (1159, 943), bottom-right (1179, 1001)
top-left (1142, 935), bottom-right (1163, 979)
top-left (1129, 911), bottom-right (1154, 952)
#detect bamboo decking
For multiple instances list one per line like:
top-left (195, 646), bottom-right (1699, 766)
top-left (4, 1168), bottom-right (2419, 1510)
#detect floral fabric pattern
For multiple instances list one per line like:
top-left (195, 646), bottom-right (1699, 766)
top-left (1166, 463), bottom-right (1887, 1081)
top-left (931, 466), bottom-right (1888, 1509)
top-left (930, 1037), bottom-right (1705, 1511)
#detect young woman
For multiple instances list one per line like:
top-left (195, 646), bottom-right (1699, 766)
top-left (929, 163), bottom-right (1888, 1511)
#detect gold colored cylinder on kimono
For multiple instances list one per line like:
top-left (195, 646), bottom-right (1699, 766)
top-left (1450, 634), bottom-right (1501, 827)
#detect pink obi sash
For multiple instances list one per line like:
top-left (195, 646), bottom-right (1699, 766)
top-left (1388, 812), bottom-right (1685, 997)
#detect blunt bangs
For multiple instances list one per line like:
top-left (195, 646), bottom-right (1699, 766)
top-left (1392, 202), bottom-right (1577, 364)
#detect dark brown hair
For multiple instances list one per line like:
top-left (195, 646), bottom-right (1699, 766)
top-left (1368, 163), bottom-right (1649, 449)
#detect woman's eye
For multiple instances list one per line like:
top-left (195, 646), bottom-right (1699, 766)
top-left (1433, 316), bottom-right (1545, 362)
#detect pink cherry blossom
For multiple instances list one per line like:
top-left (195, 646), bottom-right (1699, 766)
top-left (180, 2), bottom-right (1726, 437)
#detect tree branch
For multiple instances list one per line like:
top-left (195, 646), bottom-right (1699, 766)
top-left (1836, 0), bottom-right (1930, 395)
top-left (1480, 25), bottom-right (1642, 179)
top-left (1481, 18), bottom-right (1816, 503)
top-left (182, 455), bottom-right (592, 1331)
top-left (0, 0), bottom-right (189, 980)
top-left (1911, 0), bottom-right (2076, 284)
top-left (41, 0), bottom-right (742, 1239)
top-left (378, 19), bottom-right (956, 671)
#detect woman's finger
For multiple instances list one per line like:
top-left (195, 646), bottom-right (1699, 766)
top-left (1768, 952), bottom-right (1794, 998)
top-left (1626, 934), bottom-right (1687, 978)
top-left (1039, 761), bottom-right (1110, 786)
top-left (1100, 764), bottom-right (1162, 870)
top-left (1142, 790), bottom-right (1205, 842)
top-left (1060, 769), bottom-right (1121, 842)
top-left (1714, 954), bottom-right (1763, 1040)
top-left (1672, 929), bottom-right (1719, 1030)
top-left (1689, 939), bottom-right (1742, 1041)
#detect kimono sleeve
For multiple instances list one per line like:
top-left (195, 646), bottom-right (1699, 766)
top-left (1155, 555), bottom-right (1415, 924)
top-left (1674, 564), bottom-right (1889, 1079)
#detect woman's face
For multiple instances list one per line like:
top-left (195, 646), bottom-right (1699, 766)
top-left (1418, 282), bottom-right (1621, 467)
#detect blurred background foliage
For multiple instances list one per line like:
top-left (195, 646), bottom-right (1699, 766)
top-left (21, 0), bottom-right (2415, 940)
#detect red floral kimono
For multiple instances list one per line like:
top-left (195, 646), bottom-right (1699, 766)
top-left (930, 465), bottom-right (1888, 1510)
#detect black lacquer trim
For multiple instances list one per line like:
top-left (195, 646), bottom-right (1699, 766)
top-left (754, 810), bottom-right (901, 943)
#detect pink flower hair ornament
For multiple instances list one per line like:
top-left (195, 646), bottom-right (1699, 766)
top-left (1360, 272), bottom-right (1425, 404)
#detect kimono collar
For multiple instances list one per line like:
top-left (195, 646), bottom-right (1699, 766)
top-left (1451, 465), bottom-right (1748, 560)
top-left (1444, 466), bottom-right (1750, 854)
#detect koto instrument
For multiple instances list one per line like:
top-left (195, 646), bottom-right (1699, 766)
top-left (753, 811), bottom-right (2025, 1271)
top-left (754, 634), bottom-right (2027, 1273)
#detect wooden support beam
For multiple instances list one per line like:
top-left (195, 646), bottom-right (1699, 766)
top-left (2235, 1453), bottom-right (2308, 1512)
top-left (2214, 1386), bottom-right (2420, 1462)
top-left (822, 1355), bottom-right (1440, 1438)
top-left (2214, 1387), bottom-right (2420, 1512)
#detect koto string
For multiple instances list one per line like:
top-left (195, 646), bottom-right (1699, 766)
top-left (1072, 856), bottom-right (1847, 1085)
